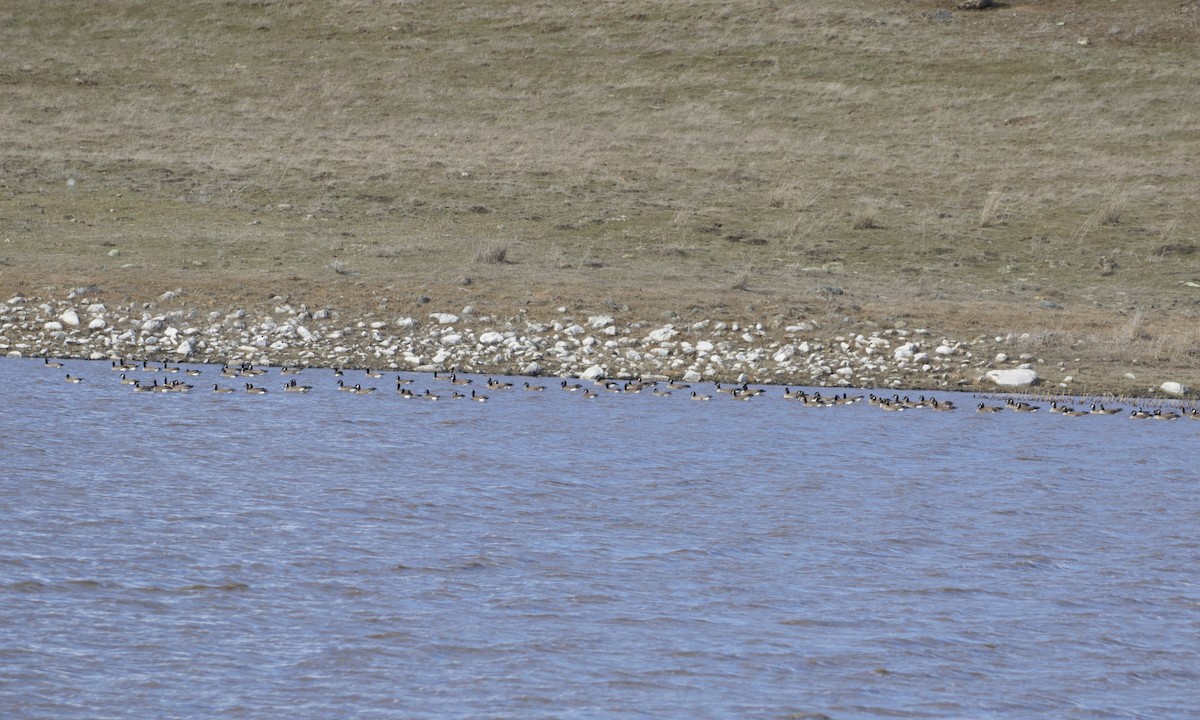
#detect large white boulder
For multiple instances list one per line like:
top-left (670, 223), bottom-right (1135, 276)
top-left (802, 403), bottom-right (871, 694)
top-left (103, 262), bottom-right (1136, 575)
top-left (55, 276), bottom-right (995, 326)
top-left (647, 326), bottom-right (677, 343)
top-left (580, 364), bottom-right (605, 380)
top-left (985, 368), bottom-right (1040, 387)
top-left (1160, 381), bottom-right (1189, 396)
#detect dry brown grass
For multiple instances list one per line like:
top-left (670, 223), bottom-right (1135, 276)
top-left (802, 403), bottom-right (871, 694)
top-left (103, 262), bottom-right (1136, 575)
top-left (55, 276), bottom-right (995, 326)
top-left (2, 0), bottom-right (1199, 390)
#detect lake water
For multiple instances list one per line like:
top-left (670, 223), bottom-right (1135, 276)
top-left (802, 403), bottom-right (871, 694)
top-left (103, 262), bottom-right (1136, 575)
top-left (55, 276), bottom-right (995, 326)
top-left (2, 358), bottom-right (1198, 719)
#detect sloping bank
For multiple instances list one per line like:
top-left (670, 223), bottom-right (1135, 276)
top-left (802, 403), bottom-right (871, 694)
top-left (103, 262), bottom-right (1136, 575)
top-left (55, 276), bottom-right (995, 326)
top-left (0, 288), bottom-right (1186, 398)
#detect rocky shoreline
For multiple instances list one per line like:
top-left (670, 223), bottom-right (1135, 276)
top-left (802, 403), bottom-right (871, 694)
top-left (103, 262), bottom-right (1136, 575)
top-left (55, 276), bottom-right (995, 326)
top-left (1, 288), bottom-right (1191, 399)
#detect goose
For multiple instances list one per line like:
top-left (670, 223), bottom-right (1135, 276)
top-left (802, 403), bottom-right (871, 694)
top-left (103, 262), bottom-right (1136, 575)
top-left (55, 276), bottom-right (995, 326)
top-left (448, 373), bottom-right (472, 386)
top-left (422, 389), bottom-right (440, 401)
top-left (212, 384), bottom-right (235, 394)
top-left (1009, 400), bottom-right (1039, 413)
top-left (1049, 401), bottom-right (1067, 414)
top-left (397, 387), bottom-right (414, 398)
top-left (112, 358), bottom-right (136, 371)
top-left (1090, 404), bottom-right (1122, 415)
top-left (133, 380), bottom-right (156, 393)
top-left (690, 391), bottom-right (711, 401)
top-left (471, 390), bottom-right (489, 402)
top-left (219, 366), bottom-right (239, 378)
top-left (653, 389), bottom-right (672, 397)
top-left (715, 383), bottom-right (736, 394)
top-left (159, 363), bottom-right (180, 374)
top-left (1062, 407), bottom-right (1089, 417)
top-left (166, 381), bottom-right (193, 393)
top-left (64, 374), bottom-right (84, 383)
top-left (336, 380), bottom-right (355, 392)
top-left (1152, 409), bottom-right (1180, 420)
top-left (929, 399), bottom-right (955, 411)
top-left (364, 368), bottom-right (384, 379)
top-left (280, 366), bottom-right (302, 375)
top-left (623, 382), bottom-right (643, 394)
top-left (185, 368), bottom-right (202, 377)
top-left (394, 375), bottom-right (414, 385)
top-left (731, 389), bottom-right (754, 401)
top-left (561, 380), bottom-right (583, 391)
top-left (283, 380), bottom-right (312, 393)
top-left (245, 383), bottom-right (268, 394)
top-left (582, 389), bottom-right (599, 399)
top-left (350, 384), bottom-right (376, 395)
top-left (119, 373), bottom-right (138, 385)
top-left (333, 367), bottom-right (344, 377)
top-left (487, 378), bottom-right (513, 390)
top-left (878, 399), bottom-right (905, 411)
top-left (1129, 409), bottom-right (1152, 419)
top-left (44, 357), bottom-right (64, 369)
top-left (1186, 409), bottom-right (1200, 420)
top-left (450, 391), bottom-right (466, 399)
top-left (782, 388), bottom-right (801, 400)
top-left (977, 402), bottom-right (1003, 413)
top-left (524, 381), bottom-right (546, 391)
top-left (666, 380), bottom-right (691, 390)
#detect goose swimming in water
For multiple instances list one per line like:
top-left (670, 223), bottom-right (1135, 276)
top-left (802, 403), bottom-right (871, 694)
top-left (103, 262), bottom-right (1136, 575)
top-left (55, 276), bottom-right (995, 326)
top-left (212, 384), bottom-right (235, 394)
top-left (44, 357), bottom-right (64, 369)
top-left (245, 383), bottom-right (268, 394)
top-left (64, 373), bottom-right (83, 383)
top-left (283, 379), bottom-right (312, 393)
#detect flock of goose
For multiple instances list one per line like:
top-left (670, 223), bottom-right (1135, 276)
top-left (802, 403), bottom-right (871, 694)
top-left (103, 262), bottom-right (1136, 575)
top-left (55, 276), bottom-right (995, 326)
top-left (40, 356), bottom-right (1200, 419)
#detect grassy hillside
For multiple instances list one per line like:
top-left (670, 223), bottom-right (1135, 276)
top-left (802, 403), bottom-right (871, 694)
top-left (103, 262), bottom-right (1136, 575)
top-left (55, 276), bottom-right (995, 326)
top-left (3, 0), bottom-right (1199, 386)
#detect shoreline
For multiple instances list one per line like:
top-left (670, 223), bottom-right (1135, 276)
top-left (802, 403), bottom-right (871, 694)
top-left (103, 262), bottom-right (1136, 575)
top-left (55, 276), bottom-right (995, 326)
top-left (3, 289), bottom-right (1193, 402)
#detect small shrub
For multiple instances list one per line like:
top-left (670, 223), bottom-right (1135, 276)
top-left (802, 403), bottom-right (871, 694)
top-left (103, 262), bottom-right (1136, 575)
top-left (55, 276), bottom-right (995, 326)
top-left (474, 242), bottom-right (508, 264)
top-left (1099, 191), bottom-right (1128, 226)
top-left (850, 210), bottom-right (878, 230)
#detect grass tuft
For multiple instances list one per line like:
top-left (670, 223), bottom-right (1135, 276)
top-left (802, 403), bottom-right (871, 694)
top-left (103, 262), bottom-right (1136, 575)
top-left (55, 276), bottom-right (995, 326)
top-left (473, 242), bottom-right (509, 265)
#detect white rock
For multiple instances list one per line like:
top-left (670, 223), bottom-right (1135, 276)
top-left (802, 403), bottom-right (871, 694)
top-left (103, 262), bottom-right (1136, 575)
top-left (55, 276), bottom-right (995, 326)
top-left (297, 326), bottom-right (315, 342)
top-left (1160, 381), bottom-right (1189, 396)
top-left (88, 318), bottom-right (107, 330)
top-left (648, 326), bottom-right (677, 343)
top-left (695, 340), bottom-right (714, 353)
top-left (580, 364), bottom-right (605, 380)
top-left (683, 369), bottom-right (703, 383)
top-left (478, 331), bottom-right (505, 345)
top-left (985, 368), bottom-right (1040, 387)
top-left (175, 340), bottom-right (193, 356)
top-left (440, 333), bottom-right (463, 346)
top-left (59, 309), bottom-right (80, 326)
top-left (773, 345), bottom-right (796, 363)
top-left (995, 353), bottom-right (1009, 363)
top-left (893, 342), bottom-right (918, 360)
top-left (429, 313), bottom-right (459, 324)
top-left (44, 321), bottom-right (63, 332)
top-left (564, 324), bottom-right (585, 336)
top-left (588, 315), bottom-right (614, 329)
top-left (935, 344), bottom-right (954, 355)
top-left (522, 361), bottom-right (542, 376)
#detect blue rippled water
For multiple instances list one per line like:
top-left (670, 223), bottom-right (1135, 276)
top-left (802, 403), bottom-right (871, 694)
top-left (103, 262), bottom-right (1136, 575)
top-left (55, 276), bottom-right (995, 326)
top-left (2, 358), bottom-right (1198, 718)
